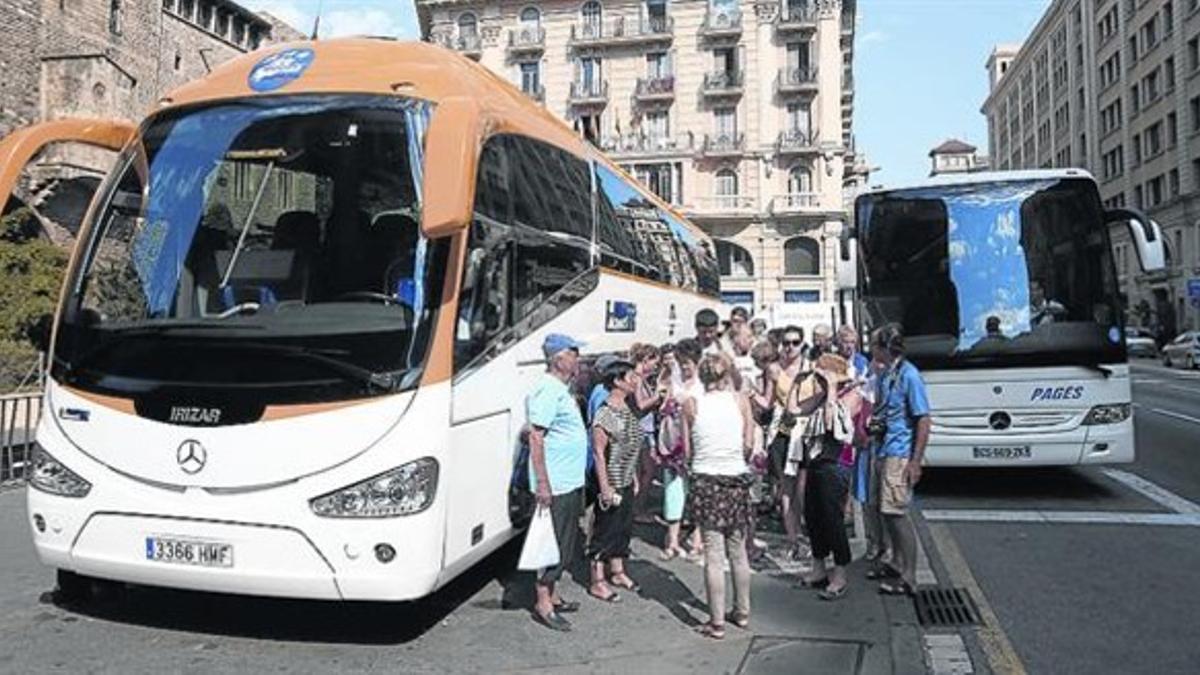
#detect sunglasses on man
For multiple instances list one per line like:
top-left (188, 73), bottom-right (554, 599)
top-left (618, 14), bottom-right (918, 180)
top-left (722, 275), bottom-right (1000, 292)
top-left (784, 339), bottom-right (804, 347)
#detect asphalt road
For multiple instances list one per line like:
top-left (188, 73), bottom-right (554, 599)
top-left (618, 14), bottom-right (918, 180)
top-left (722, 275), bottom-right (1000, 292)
top-left (915, 360), bottom-right (1200, 674)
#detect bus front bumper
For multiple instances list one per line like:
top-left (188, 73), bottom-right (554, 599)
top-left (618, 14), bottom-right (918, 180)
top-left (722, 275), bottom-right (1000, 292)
top-left (923, 419), bottom-right (1134, 467)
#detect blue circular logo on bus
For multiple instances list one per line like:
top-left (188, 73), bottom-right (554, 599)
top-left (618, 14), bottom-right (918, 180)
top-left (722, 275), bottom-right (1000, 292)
top-left (1108, 326), bottom-right (1121, 344)
top-left (248, 48), bottom-right (315, 92)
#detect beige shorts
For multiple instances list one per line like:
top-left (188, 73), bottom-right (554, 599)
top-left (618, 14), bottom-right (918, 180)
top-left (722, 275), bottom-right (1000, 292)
top-left (877, 456), bottom-right (912, 516)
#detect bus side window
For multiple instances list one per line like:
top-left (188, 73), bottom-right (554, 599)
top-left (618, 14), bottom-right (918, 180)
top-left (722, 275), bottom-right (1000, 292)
top-left (455, 138), bottom-right (514, 374)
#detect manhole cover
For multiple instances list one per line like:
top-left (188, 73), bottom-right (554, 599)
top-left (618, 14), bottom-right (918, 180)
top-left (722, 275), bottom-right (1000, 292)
top-left (737, 637), bottom-right (867, 675)
top-left (913, 586), bottom-right (981, 627)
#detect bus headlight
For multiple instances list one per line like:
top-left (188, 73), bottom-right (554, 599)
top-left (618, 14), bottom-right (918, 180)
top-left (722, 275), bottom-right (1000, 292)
top-left (1083, 404), bottom-right (1132, 425)
top-left (28, 443), bottom-right (92, 498)
top-left (310, 458), bottom-right (439, 518)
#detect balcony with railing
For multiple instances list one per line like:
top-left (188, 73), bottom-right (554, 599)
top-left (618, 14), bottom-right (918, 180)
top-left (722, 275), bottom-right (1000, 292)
top-left (687, 195), bottom-right (757, 214)
top-left (776, 129), bottom-right (818, 155)
top-left (776, 67), bottom-right (818, 95)
top-left (569, 80), bottom-right (610, 106)
top-left (601, 133), bottom-right (695, 157)
top-left (453, 32), bottom-right (482, 57)
top-left (700, 132), bottom-right (745, 157)
top-left (701, 70), bottom-right (744, 98)
top-left (699, 10), bottom-right (742, 38)
top-left (634, 75), bottom-right (675, 102)
top-left (522, 85), bottom-right (546, 103)
top-left (770, 192), bottom-right (821, 214)
top-left (776, 5), bottom-right (818, 32)
top-left (569, 16), bottom-right (674, 47)
top-left (508, 26), bottom-right (545, 54)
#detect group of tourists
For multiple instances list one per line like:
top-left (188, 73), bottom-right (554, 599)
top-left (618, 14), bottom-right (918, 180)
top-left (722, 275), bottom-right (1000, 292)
top-left (522, 308), bottom-right (931, 637)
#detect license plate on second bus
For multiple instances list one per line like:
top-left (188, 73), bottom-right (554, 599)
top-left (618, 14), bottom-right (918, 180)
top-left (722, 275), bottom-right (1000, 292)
top-left (145, 536), bottom-right (233, 568)
top-left (972, 446), bottom-right (1032, 460)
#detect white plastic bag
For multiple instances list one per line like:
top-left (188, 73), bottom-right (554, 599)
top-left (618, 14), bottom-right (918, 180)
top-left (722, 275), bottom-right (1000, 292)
top-left (517, 506), bottom-right (561, 571)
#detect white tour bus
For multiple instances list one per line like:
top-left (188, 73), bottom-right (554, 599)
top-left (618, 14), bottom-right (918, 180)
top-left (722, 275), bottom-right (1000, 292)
top-left (8, 40), bottom-right (720, 601)
top-left (850, 169), bottom-right (1166, 466)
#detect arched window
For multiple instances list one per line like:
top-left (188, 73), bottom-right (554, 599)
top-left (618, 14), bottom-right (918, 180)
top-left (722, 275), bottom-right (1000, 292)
top-left (788, 166), bottom-right (812, 194)
top-left (458, 12), bottom-right (478, 37)
top-left (520, 7), bottom-right (541, 26)
top-left (582, 1), bottom-right (603, 33)
top-left (715, 240), bottom-right (755, 278)
top-left (783, 236), bottom-right (820, 276)
top-left (715, 168), bottom-right (738, 208)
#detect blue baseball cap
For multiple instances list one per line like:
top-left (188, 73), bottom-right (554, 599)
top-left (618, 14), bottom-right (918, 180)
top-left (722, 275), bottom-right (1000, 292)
top-left (543, 333), bottom-right (585, 359)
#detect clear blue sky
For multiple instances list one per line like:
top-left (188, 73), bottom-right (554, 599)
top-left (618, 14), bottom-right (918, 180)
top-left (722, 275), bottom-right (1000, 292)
top-left (244, 1), bottom-right (1052, 188)
top-left (856, 0), bottom-right (1051, 187)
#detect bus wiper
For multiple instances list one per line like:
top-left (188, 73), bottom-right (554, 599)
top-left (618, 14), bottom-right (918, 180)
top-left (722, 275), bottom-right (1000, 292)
top-left (62, 322), bottom-right (266, 377)
top-left (232, 342), bottom-right (402, 392)
top-left (1082, 363), bottom-right (1114, 378)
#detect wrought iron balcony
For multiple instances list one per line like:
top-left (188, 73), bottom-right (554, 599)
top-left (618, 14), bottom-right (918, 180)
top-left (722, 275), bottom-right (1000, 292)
top-left (771, 192), bottom-right (821, 214)
top-left (688, 195), bottom-right (757, 213)
top-left (699, 10), bottom-right (742, 39)
top-left (522, 85), bottom-right (545, 103)
top-left (634, 75), bottom-right (675, 102)
top-left (569, 80), bottom-right (609, 106)
top-left (700, 132), bottom-right (745, 156)
top-left (776, 5), bottom-right (818, 32)
top-left (508, 26), bottom-right (545, 53)
top-left (776, 67), bottom-right (818, 95)
top-left (701, 71), bottom-right (744, 97)
top-left (776, 129), bottom-right (818, 155)
top-left (569, 16), bottom-right (674, 47)
top-left (602, 133), bottom-right (695, 157)
top-left (454, 32), bottom-right (482, 57)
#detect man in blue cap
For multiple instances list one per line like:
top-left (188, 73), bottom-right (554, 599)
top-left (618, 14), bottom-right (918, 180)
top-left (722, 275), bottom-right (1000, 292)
top-left (527, 333), bottom-right (589, 631)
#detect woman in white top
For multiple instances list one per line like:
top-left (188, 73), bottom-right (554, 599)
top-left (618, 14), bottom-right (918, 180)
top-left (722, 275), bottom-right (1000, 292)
top-left (683, 354), bottom-right (761, 640)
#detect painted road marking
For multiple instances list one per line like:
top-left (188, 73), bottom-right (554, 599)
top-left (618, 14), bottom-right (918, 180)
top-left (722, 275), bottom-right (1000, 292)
top-left (1101, 469), bottom-right (1200, 514)
top-left (1132, 403), bottom-right (1200, 426)
top-left (922, 509), bottom-right (1200, 526)
top-left (927, 523), bottom-right (1027, 675)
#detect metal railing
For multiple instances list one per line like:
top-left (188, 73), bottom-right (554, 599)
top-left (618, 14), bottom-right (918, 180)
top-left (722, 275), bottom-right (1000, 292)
top-left (634, 75), bottom-right (675, 98)
top-left (523, 85), bottom-right (546, 102)
top-left (508, 26), bottom-right (545, 50)
top-left (777, 5), bottom-right (818, 29)
top-left (2, 391), bottom-right (43, 486)
top-left (701, 132), bottom-right (745, 155)
top-left (772, 192), bottom-right (821, 211)
top-left (569, 80), bottom-right (609, 103)
top-left (455, 32), bottom-right (482, 53)
top-left (700, 10), bottom-right (742, 36)
top-left (570, 16), bottom-right (674, 44)
top-left (777, 67), bottom-right (818, 93)
top-left (690, 195), bottom-right (757, 212)
top-left (701, 70), bottom-right (744, 94)
top-left (777, 128), bottom-right (817, 152)
top-left (602, 133), bottom-right (695, 155)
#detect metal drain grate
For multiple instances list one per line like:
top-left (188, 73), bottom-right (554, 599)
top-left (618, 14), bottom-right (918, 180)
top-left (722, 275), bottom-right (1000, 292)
top-left (913, 586), bottom-right (981, 627)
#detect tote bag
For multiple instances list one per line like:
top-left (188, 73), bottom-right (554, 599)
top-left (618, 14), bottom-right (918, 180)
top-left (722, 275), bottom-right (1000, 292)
top-left (517, 506), bottom-right (561, 571)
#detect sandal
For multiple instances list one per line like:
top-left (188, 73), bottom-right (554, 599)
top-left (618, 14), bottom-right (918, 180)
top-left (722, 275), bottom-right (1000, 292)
top-left (697, 622), bottom-right (726, 640)
top-left (553, 600), bottom-right (580, 614)
top-left (794, 575), bottom-right (830, 590)
top-left (866, 565), bottom-right (901, 581)
top-left (818, 585), bottom-right (848, 601)
top-left (727, 611), bottom-right (750, 629)
top-left (878, 580), bottom-right (914, 596)
top-left (610, 575), bottom-right (640, 592)
top-left (659, 548), bottom-right (680, 561)
top-left (588, 588), bottom-right (622, 603)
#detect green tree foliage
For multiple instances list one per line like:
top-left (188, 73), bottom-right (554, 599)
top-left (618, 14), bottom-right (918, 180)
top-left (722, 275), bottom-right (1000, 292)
top-left (0, 208), bottom-right (68, 390)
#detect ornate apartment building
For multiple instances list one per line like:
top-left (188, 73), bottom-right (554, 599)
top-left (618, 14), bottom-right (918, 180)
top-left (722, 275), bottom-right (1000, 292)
top-left (417, 0), bottom-right (858, 311)
top-left (982, 0), bottom-right (1200, 337)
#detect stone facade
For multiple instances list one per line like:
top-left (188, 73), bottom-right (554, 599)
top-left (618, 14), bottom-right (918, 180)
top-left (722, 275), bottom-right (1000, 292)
top-left (982, 0), bottom-right (1200, 337)
top-left (1, 1), bottom-right (303, 191)
top-left (417, 0), bottom-right (858, 312)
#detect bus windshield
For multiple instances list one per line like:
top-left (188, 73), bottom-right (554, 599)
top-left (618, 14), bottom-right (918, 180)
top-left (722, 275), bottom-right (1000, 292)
top-left (857, 177), bottom-right (1125, 370)
top-left (52, 95), bottom-right (449, 412)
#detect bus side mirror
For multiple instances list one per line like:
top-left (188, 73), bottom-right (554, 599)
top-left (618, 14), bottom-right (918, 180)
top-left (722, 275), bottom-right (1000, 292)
top-left (837, 225), bottom-right (857, 290)
top-left (26, 313), bottom-right (53, 354)
top-left (1106, 208), bottom-right (1166, 273)
top-left (421, 97), bottom-right (483, 240)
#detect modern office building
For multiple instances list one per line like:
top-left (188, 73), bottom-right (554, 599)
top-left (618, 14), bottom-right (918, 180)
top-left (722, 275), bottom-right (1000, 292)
top-left (417, 0), bottom-right (859, 311)
top-left (982, 0), bottom-right (1200, 336)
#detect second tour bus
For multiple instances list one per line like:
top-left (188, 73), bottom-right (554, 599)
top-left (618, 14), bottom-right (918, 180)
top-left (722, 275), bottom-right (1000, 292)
top-left (851, 170), bottom-right (1165, 466)
top-left (2, 39), bottom-right (721, 601)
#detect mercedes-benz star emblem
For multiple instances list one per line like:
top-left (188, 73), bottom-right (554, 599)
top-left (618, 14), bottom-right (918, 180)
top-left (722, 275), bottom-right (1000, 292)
top-left (988, 411), bottom-right (1013, 431)
top-left (176, 440), bottom-right (207, 474)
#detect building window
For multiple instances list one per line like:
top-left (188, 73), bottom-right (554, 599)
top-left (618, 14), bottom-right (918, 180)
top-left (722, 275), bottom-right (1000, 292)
top-left (783, 237), bottom-right (820, 276)
top-left (714, 107), bottom-right (737, 137)
top-left (715, 240), bottom-right (755, 278)
top-left (519, 62), bottom-right (540, 94)
top-left (520, 6), bottom-right (541, 27)
top-left (787, 165), bottom-right (813, 198)
top-left (582, 1), bottom-right (603, 35)
top-left (721, 290), bottom-right (754, 306)
top-left (109, 0), bottom-right (122, 35)
top-left (715, 169), bottom-right (738, 208)
top-left (784, 289), bottom-right (820, 303)
top-left (216, 9), bottom-right (229, 37)
top-left (1170, 168), bottom-right (1181, 197)
top-left (199, 1), bottom-right (213, 29)
top-left (458, 12), bottom-right (478, 38)
top-left (179, 0), bottom-right (194, 21)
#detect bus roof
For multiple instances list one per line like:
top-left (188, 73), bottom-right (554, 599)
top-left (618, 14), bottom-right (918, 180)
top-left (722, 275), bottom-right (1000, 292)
top-left (861, 168), bottom-right (1098, 198)
top-left (159, 37), bottom-right (711, 244)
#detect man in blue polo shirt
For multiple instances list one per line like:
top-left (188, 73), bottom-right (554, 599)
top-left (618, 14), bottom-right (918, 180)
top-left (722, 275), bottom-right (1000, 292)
top-left (869, 324), bottom-right (931, 596)
top-left (527, 333), bottom-right (589, 632)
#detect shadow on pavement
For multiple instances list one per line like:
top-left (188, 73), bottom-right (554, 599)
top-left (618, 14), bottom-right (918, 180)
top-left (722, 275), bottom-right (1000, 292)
top-left (916, 466), bottom-right (1119, 502)
top-left (45, 538), bottom-right (526, 645)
